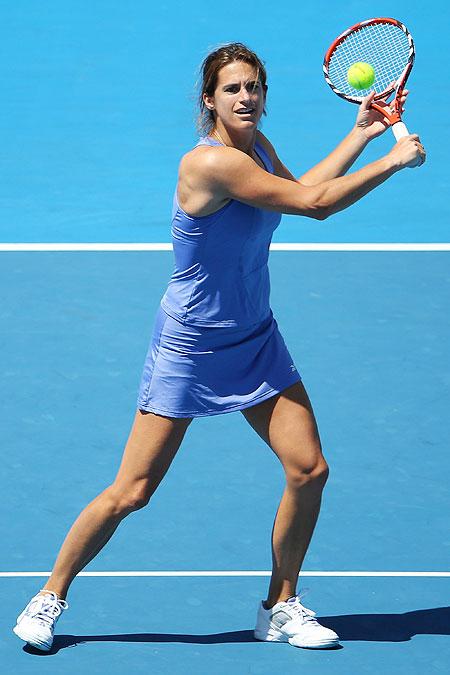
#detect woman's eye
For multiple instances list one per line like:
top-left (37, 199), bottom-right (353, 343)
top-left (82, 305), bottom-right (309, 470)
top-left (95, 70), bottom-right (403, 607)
top-left (223, 83), bottom-right (260, 94)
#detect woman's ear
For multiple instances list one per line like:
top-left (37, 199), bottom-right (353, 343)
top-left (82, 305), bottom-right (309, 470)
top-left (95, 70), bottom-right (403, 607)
top-left (203, 92), bottom-right (215, 111)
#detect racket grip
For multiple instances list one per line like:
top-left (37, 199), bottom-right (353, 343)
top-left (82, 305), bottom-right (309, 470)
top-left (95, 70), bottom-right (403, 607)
top-left (392, 121), bottom-right (409, 140)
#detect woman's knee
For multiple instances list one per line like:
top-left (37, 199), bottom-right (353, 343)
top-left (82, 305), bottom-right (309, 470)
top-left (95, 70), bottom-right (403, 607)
top-left (104, 481), bottom-right (153, 516)
top-left (285, 456), bottom-right (329, 491)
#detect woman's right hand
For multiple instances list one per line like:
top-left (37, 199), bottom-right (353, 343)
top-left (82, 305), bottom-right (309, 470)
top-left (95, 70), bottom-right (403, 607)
top-left (388, 134), bottom-right (426, 169)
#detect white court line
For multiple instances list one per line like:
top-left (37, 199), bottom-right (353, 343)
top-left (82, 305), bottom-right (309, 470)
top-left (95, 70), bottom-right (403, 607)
top-left (270, 243), bottom-right (450, 251)
top-left (0, 571), bottom-right (449, 578)
top-left (0, 243), bottom-right (450, 252)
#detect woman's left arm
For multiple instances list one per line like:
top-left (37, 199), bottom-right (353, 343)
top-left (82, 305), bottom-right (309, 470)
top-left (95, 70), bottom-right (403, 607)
top-left (272, 90), bottom-right (409, 186)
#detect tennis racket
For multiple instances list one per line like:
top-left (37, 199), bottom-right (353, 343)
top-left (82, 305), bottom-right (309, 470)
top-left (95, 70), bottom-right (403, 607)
top-left (323, 17), bottom-right (415, 140)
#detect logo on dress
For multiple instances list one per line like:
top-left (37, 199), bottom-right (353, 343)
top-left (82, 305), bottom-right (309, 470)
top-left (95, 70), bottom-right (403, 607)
top-left (290, 364), bottom-right (297, 372)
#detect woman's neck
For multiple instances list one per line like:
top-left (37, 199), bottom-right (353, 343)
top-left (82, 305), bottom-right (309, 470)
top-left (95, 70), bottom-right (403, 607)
top-left (211, 125), bottom-right (257, 155)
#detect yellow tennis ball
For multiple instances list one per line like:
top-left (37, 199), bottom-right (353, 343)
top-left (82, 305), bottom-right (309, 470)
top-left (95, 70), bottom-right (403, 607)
top-left (347, 62), bottom-right (375, 90)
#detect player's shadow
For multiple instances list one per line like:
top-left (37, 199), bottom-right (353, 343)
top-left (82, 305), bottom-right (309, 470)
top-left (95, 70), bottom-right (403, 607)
top-left (23, 606), bottom-right (450, 655)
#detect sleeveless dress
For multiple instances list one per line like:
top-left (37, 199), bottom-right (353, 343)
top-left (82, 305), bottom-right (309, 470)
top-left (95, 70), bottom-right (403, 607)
top-left (137, 137), bottom-right (301, 417)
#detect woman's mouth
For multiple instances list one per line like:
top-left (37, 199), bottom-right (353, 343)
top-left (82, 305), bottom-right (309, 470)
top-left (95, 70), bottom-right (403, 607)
top-left (235, 107), bottom-right (255, 116)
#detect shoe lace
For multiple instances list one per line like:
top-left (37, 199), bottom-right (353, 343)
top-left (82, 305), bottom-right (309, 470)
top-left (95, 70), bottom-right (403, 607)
top-left (286, 594), bottom-right (317, 624)
top-left (34, 591), bottom-right (68, 627)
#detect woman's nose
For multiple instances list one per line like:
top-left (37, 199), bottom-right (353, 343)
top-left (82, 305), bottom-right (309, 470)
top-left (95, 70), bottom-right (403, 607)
top-left (239, 86), bottom-right (252, 101)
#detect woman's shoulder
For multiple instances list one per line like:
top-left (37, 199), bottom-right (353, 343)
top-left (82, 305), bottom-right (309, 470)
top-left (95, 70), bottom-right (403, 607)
top-left (177, 141), bottom-right (239, 218)
top-left (180, 133), bottom-right (277, 171)
top-left (179, 141), bottom-right (242, 180)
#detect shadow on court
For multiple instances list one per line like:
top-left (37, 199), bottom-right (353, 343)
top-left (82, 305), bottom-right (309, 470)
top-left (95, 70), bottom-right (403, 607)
top-left (321, 606), bottom-right (450, 642)
top-left (23, 607), bottom-right (450, 655)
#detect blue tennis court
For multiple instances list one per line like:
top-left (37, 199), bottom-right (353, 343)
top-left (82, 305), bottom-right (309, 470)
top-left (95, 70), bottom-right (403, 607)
top-left (1, 1), bottom-right (449, 673)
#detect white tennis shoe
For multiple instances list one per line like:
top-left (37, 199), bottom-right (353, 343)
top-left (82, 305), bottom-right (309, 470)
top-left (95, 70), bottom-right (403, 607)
top-left (254, 594), bottom-right (339, 649)
top-left (13, 590), bottom-right (68, 651)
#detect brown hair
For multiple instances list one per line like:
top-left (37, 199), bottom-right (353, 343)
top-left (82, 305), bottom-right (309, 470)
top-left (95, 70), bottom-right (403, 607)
top-left (197, 42), bottom-right (268, 135)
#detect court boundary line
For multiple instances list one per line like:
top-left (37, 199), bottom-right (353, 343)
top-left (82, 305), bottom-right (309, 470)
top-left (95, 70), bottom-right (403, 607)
top-left (0, 243), bottom-right (450, 252)
top-left (1, 571), bottom-right (449, 578)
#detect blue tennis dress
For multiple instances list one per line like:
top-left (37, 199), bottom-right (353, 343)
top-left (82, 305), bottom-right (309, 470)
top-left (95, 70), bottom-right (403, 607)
top-left (137, 137), bottom-right (301, 417)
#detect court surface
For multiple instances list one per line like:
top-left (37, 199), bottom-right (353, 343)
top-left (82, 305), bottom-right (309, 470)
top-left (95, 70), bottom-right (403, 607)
top-left (1, 1), bottom-right (449, 673)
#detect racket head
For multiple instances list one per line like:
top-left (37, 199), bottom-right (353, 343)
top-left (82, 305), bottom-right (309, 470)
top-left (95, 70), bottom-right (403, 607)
top-left (323, 17), bottom-right (415, 104)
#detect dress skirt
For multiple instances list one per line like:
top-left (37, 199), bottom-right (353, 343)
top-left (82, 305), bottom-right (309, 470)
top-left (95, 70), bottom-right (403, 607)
top-left (137, 305), bottom-right (302, 418)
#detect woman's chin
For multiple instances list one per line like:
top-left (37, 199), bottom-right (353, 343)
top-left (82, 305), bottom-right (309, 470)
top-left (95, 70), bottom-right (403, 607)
top-left (227, 117), bottom-right (259, 132)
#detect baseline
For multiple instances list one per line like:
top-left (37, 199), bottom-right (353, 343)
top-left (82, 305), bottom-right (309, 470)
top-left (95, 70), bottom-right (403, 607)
top-left (1, 571), bottom-right (449, 578)
top-left (0, 243), bottom-right (450, 252)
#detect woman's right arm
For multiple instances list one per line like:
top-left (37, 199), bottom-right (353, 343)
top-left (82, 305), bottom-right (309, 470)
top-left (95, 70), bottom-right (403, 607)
top-left (193, 137), bottom-right (425, 220)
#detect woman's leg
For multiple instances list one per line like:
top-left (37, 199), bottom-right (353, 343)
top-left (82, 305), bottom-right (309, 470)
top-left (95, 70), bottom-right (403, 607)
top-left (242, 382), bottom-right (329, 607)
top-left (42, 410), bottom-right (192, 600)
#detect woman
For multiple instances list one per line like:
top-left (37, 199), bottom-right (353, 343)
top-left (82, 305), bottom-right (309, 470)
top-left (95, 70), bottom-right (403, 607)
top-left (14, 43), bottom-right (425, 652)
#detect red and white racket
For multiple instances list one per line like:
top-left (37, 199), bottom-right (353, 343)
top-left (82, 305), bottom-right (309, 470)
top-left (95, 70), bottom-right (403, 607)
top-left (323, 17), bottom-right (415, 140)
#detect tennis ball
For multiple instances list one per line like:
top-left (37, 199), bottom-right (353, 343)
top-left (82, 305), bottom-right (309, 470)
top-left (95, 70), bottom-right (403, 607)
top-left (347, 62), bottom-right (375, 90)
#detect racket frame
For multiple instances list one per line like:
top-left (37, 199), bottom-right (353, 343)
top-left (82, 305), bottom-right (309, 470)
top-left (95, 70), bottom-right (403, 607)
top-left (323, 17), bottom-right (415, 139)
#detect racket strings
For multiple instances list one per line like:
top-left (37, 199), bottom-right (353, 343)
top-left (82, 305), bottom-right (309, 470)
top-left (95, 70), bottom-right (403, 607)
top-left (328, 22), bottom-right (411, 98)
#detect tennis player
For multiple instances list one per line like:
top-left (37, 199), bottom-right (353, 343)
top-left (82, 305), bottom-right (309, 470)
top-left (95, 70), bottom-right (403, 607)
top-left (14, 43), bottom-right (425, 652)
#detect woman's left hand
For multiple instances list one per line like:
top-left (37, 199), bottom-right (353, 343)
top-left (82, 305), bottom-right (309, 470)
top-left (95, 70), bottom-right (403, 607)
top-left (355, 89), bottom-right (409, 140)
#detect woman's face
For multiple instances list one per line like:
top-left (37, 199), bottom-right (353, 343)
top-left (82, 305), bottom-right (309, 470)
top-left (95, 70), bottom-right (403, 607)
top-left (204, 61), bottom-right (266, 133)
